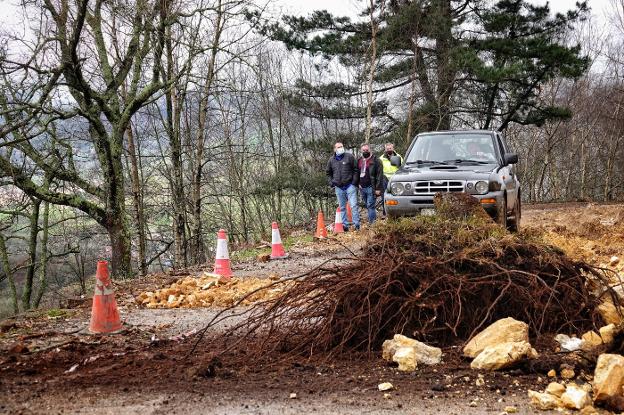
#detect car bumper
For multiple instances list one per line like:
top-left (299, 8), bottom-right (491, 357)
top-left (385, 191), bottom-right (503, 217)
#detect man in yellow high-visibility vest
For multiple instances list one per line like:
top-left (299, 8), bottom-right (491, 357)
top-left (379, 143), bottom-right (403, 216)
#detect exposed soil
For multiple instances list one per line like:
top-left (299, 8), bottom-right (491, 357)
top-left (1, 203), bottom-right (622, 414)
top-left (523, 203), bottom-right (624, 268)
top-left (1, 330), bottom-right (546, 415)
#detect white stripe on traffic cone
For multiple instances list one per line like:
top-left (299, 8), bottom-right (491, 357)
top-left (333, 207), bottom-right (344, 233)
top-left (213, 229), bottom-right (233, 279)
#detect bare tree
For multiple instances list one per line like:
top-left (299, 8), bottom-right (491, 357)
top-left (0, 0), bottom-right (170, 277)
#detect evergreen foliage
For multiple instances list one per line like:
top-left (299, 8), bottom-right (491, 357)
top-left (250, 0), bottom-right (589, 139)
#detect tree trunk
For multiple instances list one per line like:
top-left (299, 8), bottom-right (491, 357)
top-left (240, 190), bottom-right (249, 243)
top-left (190, 0), bottom-right (224, 263)
top-left (163, 21), bottom-right (188, 269)
top-left (0, 233), bottom-right (18, 314)
top-left (405, 45), bottom-right (419, 146)
top-left (170, 118), bottom-right (187, 269)
top-left (580, 141), bottom-right (587, 200)
top-left (538, 152), bottom-right (550, 201)
top-left (34, 200), bottom-right (50, 308)
top-left (22, 199), bottom-right (41, 310)
top-left (605, 151), bottom-right (614, 201)
top-left (106, 139), bottom-right (133, 278)
top-left (190, 145), bottom-right (206, 262)
top-left (126, 125), bottom-right (147, 276)
top-left (482, 83), bottom-right (499, 130)
top-left (108, 218), bottom-right (133, 278)
top-left (365, 0), bottom-right (384, 143)
top-left (434, 0), bottom-right (454, 130)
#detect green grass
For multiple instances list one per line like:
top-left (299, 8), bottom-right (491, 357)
top-left (0, 302), bottom-right (74, 321)
top-left (231, 246), bottom-right (265, 262)
top-left (284, 234), bottom-right (315, 248)
top-left (231, 233), bottom-right (315, 262)
top-left (46, 308), bottom-right (71, 319)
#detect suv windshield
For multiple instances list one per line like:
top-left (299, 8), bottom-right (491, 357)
top-left (406, 133), bottom-right (498, 164)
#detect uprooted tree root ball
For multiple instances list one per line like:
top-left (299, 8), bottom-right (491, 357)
top-left (198, 193), bottom-right (617, 360)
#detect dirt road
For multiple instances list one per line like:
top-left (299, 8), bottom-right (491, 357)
top-left (1, 203), bottom-right (622, 415)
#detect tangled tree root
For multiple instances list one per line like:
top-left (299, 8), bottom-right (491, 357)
top-left (196, 194), bottom-right (617, 360)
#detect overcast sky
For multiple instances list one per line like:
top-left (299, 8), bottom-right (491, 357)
top-left (0, 0), bottom-right (613, 38)
top-left (0, 0), bottom-right (613, 24)
top-left (275, 0), bottom-right (611, 20)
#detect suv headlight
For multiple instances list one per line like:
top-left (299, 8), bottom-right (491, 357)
top-left (475, 181), bottom-right (488, 194)
top-left (390, 182), bottom-right (405, 196)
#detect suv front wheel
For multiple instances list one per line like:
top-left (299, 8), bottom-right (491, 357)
top-left (507, 197), bottom-right (521, 233)
top-left (496, 198), bottom-right (507, 229)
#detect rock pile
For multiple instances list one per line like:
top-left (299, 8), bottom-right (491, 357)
top-left (463, 317), bottom-right (529, 358)
top-left (528, 382), bottom-right (592, 411)
top-left (528, 327), bottom-right (624, 412)
top-left (380, 318), bottom-right (624, 412)
top-left (136, 273), bottom-right (288, 308)
top-left (463, 318), bottom-right (538, 371)
top-left (554, 325), bottom-right (619, 352)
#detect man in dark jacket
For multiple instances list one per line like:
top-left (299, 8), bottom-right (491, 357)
top-left (326, 142), bottom-right (361, 231)
top-left (357, 143), bottom-right (383, 224)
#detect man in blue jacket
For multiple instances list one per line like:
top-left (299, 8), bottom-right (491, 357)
top-left (326, 142), bottom-right (361, 231)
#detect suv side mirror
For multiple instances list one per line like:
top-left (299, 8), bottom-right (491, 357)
top-left (390, 155), bottom-right (402, 167)
top-left (504, 153), bottom-right (518, 165)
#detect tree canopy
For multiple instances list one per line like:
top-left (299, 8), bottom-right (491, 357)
top-left (251, 0), bottom-right (589, 146)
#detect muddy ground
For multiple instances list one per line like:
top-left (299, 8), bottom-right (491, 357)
top-left (1, 203), bottom-right (623, 415)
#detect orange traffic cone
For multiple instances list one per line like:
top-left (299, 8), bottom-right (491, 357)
top-left (270, 222), bottom-right (287, 259)
top-left (89, 260), bottom-right (123, 333)
top-left (346, 203), bottom-right (353, 224)
top-left (213, 229), bottom-right (233, 279)
top-left (333, 207), bottom-right (345, 233)
top-left (315, 210), bottom-right (328, 239)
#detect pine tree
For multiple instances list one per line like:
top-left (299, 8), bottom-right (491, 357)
top-left (250, 0), bottom-right (589, 144)
top-left (460, 0), bottom-right (590, 130)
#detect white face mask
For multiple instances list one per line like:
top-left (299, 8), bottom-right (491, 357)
top-left (335, 147), bottom-right (345, 155)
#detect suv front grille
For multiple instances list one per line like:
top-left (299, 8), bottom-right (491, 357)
top-left (414, 181), bottom-right (464, 195)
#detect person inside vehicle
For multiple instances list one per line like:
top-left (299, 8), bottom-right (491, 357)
top-left (467, 140), bottom-right (496, 161)
top-left (467, 142), bottom-right (482, 157)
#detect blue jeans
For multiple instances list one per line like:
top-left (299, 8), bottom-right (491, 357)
top-left (335, 184), bottom-right (360, 229)
top-left (360, 186), bottom-right (377, 224)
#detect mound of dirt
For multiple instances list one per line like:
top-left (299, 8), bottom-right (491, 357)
top-left (136, 274), bottom-right (290, 308)
top-left (210, 194), bottom-right (613, 359)
top-left (525, 203), bottom-right (624, 266)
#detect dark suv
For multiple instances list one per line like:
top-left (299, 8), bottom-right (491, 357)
top-left (384, 130), bottom-right (521, 231)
